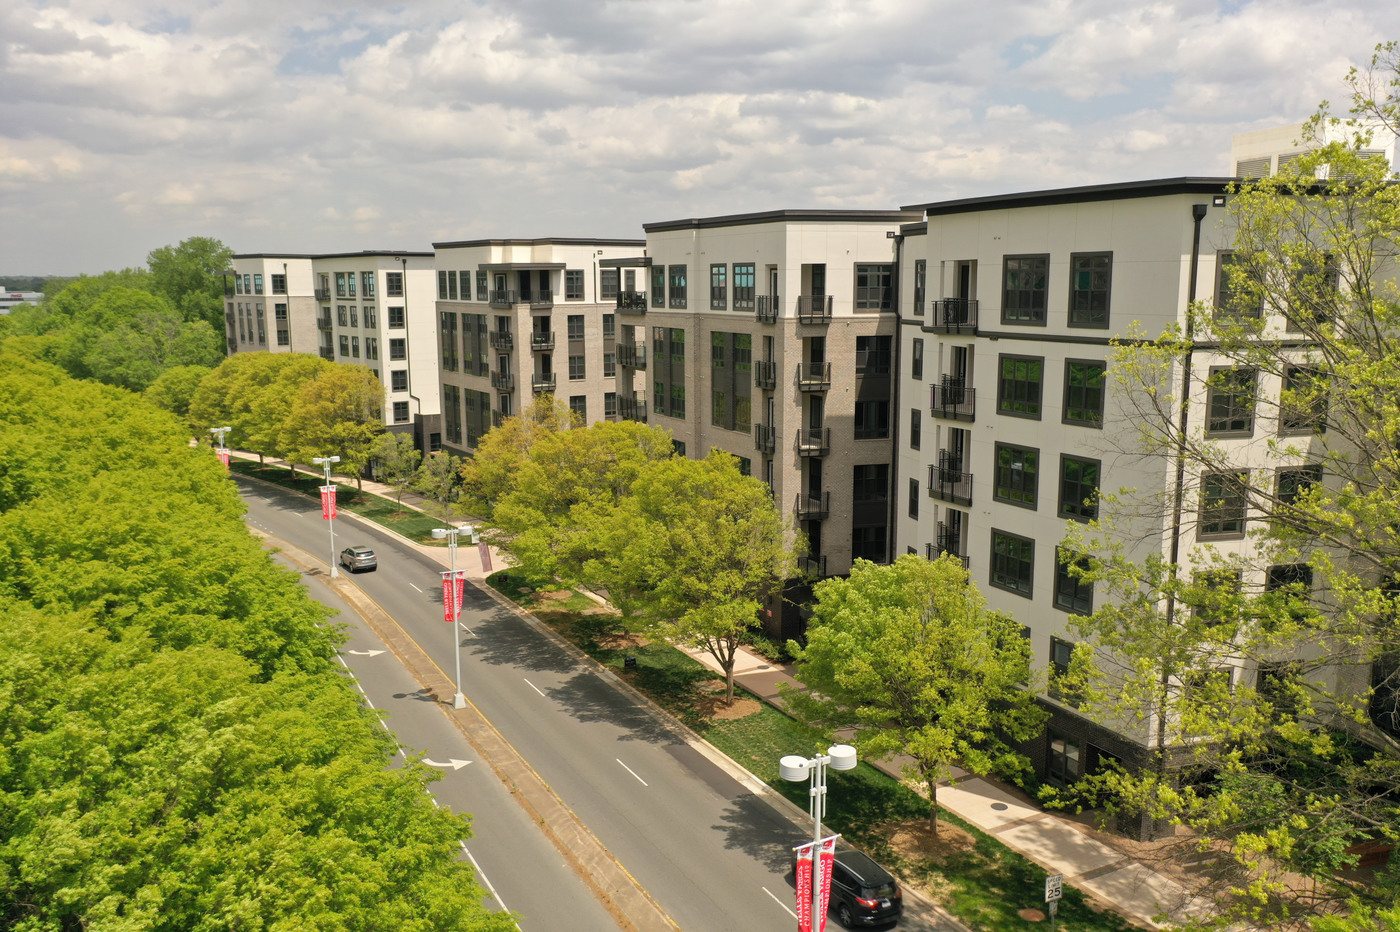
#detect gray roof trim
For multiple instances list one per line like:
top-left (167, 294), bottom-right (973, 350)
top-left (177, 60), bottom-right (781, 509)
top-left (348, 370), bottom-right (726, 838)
top-left (432, 237), bottom-right (646, 249)
top-left (905, 178), bottom-right (1238, 215)
top-left (643, 208), bottom-right (923, 233)
top-left (599, 257), bottom-right (653, 268)
top-left (478, 262), bottom-right (567, 272)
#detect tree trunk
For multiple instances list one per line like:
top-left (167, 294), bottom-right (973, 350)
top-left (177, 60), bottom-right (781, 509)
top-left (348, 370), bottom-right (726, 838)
top-left (724, 657), bottom-right (735, 704)
top-left (925, 768), bottom-right (940, 835)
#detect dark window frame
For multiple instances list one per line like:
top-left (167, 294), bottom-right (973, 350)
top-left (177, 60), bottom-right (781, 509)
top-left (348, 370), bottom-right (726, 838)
top-left (1199, 470), bottom-right (1249, 539)
top-left (1067, 252), bottom-right (1111, 328)
top-left (990, 529), bottom-right (1035, 598)
top-left (1058, 455), bottom-right (1100, 522)
top-left (1063, 359), bottom-right (1106, 427)
top-left (1205, 367), bottom-right (1257, 436)
top-left (1053, 549), bottom-right (1094, 615)
top-left (993, 442), bottom-right (1040, 509)
top-left (997, 354), bottom-right (1044, 420)
top-left (1002, 254), bottom-right (1049, 325)
top-left (564, 269), bottom-right (585, 301)
top-left (710, 264), bottom-right (727, 310)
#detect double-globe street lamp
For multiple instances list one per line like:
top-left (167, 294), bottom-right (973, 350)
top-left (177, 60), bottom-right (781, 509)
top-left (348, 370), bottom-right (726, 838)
top-left (780, 744), bottom-right (858, 930)
top-left (313, 455), bottom-right (341, 578)
top-left (433, 526), bottom-right (473, 710)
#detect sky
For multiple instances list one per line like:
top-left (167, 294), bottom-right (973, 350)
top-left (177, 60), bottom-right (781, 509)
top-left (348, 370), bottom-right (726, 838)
top-left (3, 0), bottom-right (1399, 275)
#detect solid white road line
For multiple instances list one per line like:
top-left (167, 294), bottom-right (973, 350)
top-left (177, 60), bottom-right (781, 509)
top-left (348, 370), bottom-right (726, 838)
top-left (615, 759), bottom-right (648, 787)
top-left (763, 886), bottom-right (798, 919)
top-left (408, 581), bottom-right (423, 593)
top-left (523, 678), bottom-right (547, 698)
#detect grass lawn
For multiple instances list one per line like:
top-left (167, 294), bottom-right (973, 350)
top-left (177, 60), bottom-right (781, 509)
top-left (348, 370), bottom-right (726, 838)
top-left (485, 570), bottom-right (1138, 932)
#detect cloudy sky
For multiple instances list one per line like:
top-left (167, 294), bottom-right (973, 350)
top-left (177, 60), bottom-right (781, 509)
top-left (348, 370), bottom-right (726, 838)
top-left (3, 0), bottom-right (1398, 275)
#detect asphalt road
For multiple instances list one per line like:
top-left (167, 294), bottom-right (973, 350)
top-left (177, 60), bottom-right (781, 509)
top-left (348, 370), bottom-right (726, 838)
top-left (239, 476), bottom-right (955, 932)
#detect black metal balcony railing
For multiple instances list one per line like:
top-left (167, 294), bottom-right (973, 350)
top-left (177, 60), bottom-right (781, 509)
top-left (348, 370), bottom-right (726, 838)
top-left (925, 298), bottom-right (979, 334)
top-left (489, 290), bottom-right (519, 308)
top-left (532, 374), bottom-right (557, 393)
top-left (798, 553), bottom-right (827, 577)
top-left (930, 378), bottom-right (976, 421)
top-left (935, 523), bottom-right (971, 568)
top-left (618, 393), bottom-right (648, 422)
top-left (754, 423), bottom-right (776, 454)
top-left (530, 331), bottom-right (555, 351)
top-left (488, 331), bottom-right (514, 350)
top-left (317, 314), bottom-right (332, 330)
top-left (529, 290), bottom-right (553, 309)
top-left (314, 288), bottom-right (330, 301)
top-left (797, 295), bottom-right (833, 324)
top-left (927, 453), bottom-right (973, 506)
top-left (616, 291), bottom-right (647, 314)
top-left (754, 359), bottom-right (777, 390)
top-left (490, 372), bottom-right (514, 392)
top-left (796, 427), bottom-right (831, 456)
top-left (756, 295), bottom-right (779, 324)
top-left (619, 343), bottom-right (647, 369)
top-left (797, 361), bottom-right (832, 391)
top-left (795, 492), bottom-right (830, 520)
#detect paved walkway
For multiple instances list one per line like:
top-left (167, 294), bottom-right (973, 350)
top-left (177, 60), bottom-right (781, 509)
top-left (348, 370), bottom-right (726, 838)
top-left (232, 451), bottom-right (1209, 930)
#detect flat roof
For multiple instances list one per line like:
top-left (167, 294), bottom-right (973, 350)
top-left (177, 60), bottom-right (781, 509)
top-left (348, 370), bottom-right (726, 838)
top-left (643, 208), bottom-right (922, 233)
top-left (904, 178), bottom-right (1237, 216)
top-left (432, 237), bottom-right (645, 249)
top-left (232, 251), bottom-right (433, 260)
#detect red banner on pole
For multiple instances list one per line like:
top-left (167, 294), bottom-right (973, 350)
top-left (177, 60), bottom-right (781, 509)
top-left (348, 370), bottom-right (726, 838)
top-left (478, 540), bottom-right (492, 574)
top-left (320, 485), bottom-right (337, 520)
top-left (817, 835), bottom-right (838, 932)
top-left (216, 448), bottom-right (230, 471)
top-left (795, 845), bottom-right (814, 932)
top-left (441, 571), bottom-right (466, 623)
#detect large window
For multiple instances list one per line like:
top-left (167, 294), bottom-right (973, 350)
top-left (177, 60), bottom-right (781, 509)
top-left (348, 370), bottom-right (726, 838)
top-left (567, 314), bottom-right (585, 340)
top-left (602, 313), bottom-right (615, 338)
top-left (909, 409), bottom-right (921, 450)
top-left (362, 271), bottom-right (376, 299)
top-left (710, 264), bottom-right (727, 309)
top-left (569, 355), bottom-right (585, 380)
top-left (733, 263), bottom-right (755, 310)
top-left (854, 400), bottom-right (890, 440)
top-left (1049, 638), bottom-right (1081, 707)
top-left (600, 269), bottom-right (620, 300)
top-left (1276, 464), bottom-right (1322, 505)
top-left (392, 401), bottom-right (409, 424)
top-left (388, 306), bottom-right (406, 329)
top-left (668, 265), bottom-right (688, 308)
top-left (390, 369), bottom-right (408, 392)
top-left (1054, 550), bottom-right (1094, 615)
top-left (271, 273), bottom-right (286, 294)
top-left (651, 266), bottom-right (666, 307)
top-left (994, 443), bottom-right (1039, 508)
top-left (1199, 470), bottom-right (1248, 538)
top-left (386, 271), bottom-right (403, 297)
top-left (990, 530), bottom-right (1034, 597)
top-left (565, 269), bottom-right (584, 300)
top-left (911, 338), bottom-right (924, 380)
top-left (253, 273), bottom-right (263, 295)
top-left (1279, 365), bottom-right (1327, 434)
top-left (668, 327), bottom-right (685, 364)
top-left (853, 464), bottom-right (889, 503)
top-left (1068, 253), bottom-right (1111, 327)
top-left (712, 390), bottom-right (728, 427)
top-left (569, 395), bottom-right (587, 419)
top-left (1215, 250), bottom-right (1263, 319)
top-left (389, 338), bottom-right (406, 360)
top-left (1002, 255), bottom-right (1049, 324)
top-left (998, 355), bottom-right (1043, 419)
top-left (603, 352), bottom-right (616, 378)
top-left (670, 383), bottom-right (686, 417)
top-left (856, 336), bottom-right (891, 375)
top-left (909, 477), bottom-right (919, 519)
top-left (477, 271), bottom-right (488, 301)
top-left (851, 526), bottom-right (887, 563)
top-left (1206, 367), bottom-right (1256, 436)
top-left (1064, 360), bottom-right (1106, 426)
top-left (1059, 455), bottom-right (1099, 521)
top-left (913, 260), bottom-right (926, 315)
top-left (854, 264), bottom-right (892, 310)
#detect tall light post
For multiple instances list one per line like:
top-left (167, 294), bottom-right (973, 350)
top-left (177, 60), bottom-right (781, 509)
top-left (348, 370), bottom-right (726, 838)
top-left (313, 455), bottom-right (341, 577)
top-left (209, 426), bottom-right (232, 471)
top-left (780, 744), bottom-right (857, 931)
top-left (432, 526), bottom-right (473, 710)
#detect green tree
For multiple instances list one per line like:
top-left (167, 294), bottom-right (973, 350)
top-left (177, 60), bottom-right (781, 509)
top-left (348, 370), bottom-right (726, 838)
top-left (457, 394), bottom-right (578, 517)
top-left (144, 364), bottom-right (214, 432)
top-left (188, 353), bottom-right (331, 463)
top-left (146, 236), bottom-right (234, 331)
top-left (281, 364), bottom-right (385, 488)
top-left (372, 430), bottom-right (422, 511)
top-left (785, 554), bottom-right (1046, 832)
top-left (413, 450), bottom-right (463, 522)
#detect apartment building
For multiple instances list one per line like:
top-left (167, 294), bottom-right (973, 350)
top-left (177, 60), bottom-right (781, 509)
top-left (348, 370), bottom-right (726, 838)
top-left (432, 238), bottom-right (646, 455)
top-left (225, 255), bottom-right (316, 355)
top-left (604, 209), bottom-right (921, 639)
top-left (1230, 120), bottom-right (1399, 178)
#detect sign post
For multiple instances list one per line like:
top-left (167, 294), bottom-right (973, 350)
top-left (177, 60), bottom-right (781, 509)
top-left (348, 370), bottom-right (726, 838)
top-left (1045, 874), bottom-right (1062, 932)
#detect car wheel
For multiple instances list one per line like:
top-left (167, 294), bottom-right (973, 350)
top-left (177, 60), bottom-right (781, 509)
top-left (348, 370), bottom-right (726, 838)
top-left (837, 903), bottom-right (853, 929)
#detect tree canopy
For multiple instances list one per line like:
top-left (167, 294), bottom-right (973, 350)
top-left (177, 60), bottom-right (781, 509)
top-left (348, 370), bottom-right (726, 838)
top-left (146, 236), bottom-right (235, 331)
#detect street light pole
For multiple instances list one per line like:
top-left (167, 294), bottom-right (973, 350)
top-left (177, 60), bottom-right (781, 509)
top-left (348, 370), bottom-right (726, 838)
top-left (780, 744), bottom-right (857, 931)
top-left (313, 455), bottom-right (341, 577)
top-left (209, 426), bottom-right (232, 471)
top-left (432, 526), bottom-right (473, 709)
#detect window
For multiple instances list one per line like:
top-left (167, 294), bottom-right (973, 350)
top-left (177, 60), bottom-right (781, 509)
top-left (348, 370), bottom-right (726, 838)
top-left (477, 270), bottom-right (487, 301)
top-left (569, 355), bottom-right (585, 380)
top-left (338, 305), bottom-right (349, 326)
top-left (351, 336), bottom-right (360, 358)
top-left (909, 477), bottom-right (919, 519)
top-left (851, 526), bottom-right (887, 562)
top-left (853, 464), bottom-right (889, 503)
top-left (1206, 367), bottom-right (1256, 435)
top-left (737, 456), bottom-right (751, 477)
top-left (733, 263), bottom-right (755, 310)
top-left (854, 264), bottom-right (892, 310)
top-left (393, 401), bottom-right (409, 424)
top-left (339, 335), bottom-right (349, 356)
top-left (565, 269), bottom-right (584, 300)
top-left (275, 303), bottom-right (289, 346)
top-left (1049, 638), bottom-right (1081, 706)
top-left (389, 338), bottom-right (406, 361)
top-left (668, 265), bottom-right (687, 308)
top-left (391, 370), bottom-right (408, 392)
top-left (670, 383), bottom-right (685, 417)
top-left (712, 332), bottom-right (726, 369)
top-left (654, 381), bottom-right (666, 414)
top-left (243, 274), bottom-right (252, 295)
top-left (1054, 550), bottom-right (1093, 615)
top-left (362, 271), bottom-right (376, 298)
top-left (990, 530), bottom-right (1034, 597)
top-left (1199, 470), bottom-right (1248, 538)
top-left (603, 352), bottom-right (616, 378)
top-left (567, 315), bottom-right (585, 341)
top-left (994, 443), bottom-right (1039, 508)
top-left (271, 273), bottom-right (286, 294)
top-left (349, 306), bottom-right (358, 327)
top-left (652, 266), bottom-right (666, 307)
top-left (911, 339), bottom-right (924, 381)
top-left (913, 260), bottom-right (926, 315)
top-left (1068, 252), bottom-right (1111, 327)
top-left (1059, 456), bottom-right (1099, 521)
top-left (235, 275), bottom-right (244, 294)
top-left (600, 269), bottom-right (619, 301)
top-left (1193, 570), bottom-right (1242, 627)
top-left (253, 273), bottom-right (264, 295)
top-left (386, 271), bottom-right (403, 297)
top-left (710, 264), bottom-right (727, 309)
top-left (668, 327), bottom-right (685, 363)
top-left (1280, 366), bottom-right (1327, 433)
top-left (1215, 251), bottom-right (1263, 319)
top-left (673, 440), bottom-right (686, 457)
top-left (1002, 255), bottom-right (1049, 324)
top-left (366, 337), bottom-right (379, 360)
top-left (1064, 360), bottom-right (1106, 426)
top-left (569, 395), bottom-right (587, 419)
top-left (388, 306), bottom-right (405, 329)
top-left (602, 314), bottom-right (615, 338)
top-left (437, 270), bottom-right (449, 300)
top-left (364, 306), bottom-right (377, 328)
top-left (347, 272), bottom-right (357, 298)
top-left (855, 336), bottom-right (891, 375)
top-left (1277, 465), bottom-right (1322, 505)
top-left (604, 392), bottom-right (618, 417)
top-left (854, 400), bottom-right (889, 439)
top-left (1047, 729), bottom-right (1081, 783)
top-left (997, 355), bottom-right (1044, 419)
top-left (712, 390), bottom-right (728, 427)
top-left (909, 409), bottom-right (921, 450)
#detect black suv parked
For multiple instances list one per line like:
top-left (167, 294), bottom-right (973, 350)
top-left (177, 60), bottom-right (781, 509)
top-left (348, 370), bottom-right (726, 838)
top-left (827, 849), bottom-right (902, 927)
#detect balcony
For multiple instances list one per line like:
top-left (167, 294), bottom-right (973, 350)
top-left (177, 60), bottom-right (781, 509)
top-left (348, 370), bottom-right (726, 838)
top-left (796, 427), bottom-right (831, 457)
top-left (530, 331), bottom-right (556, 352)
top-left (795, 491), bottom-right (830, 520)
top-left (489, 290), bottom-right (519, 308)
top-left (315, 288), bottom-right (330, 301)
top-left (317, 314), bottom-right (332, 330)
top-left (619, 393), bottom-right (648, 422)
top-left (797, 295), bottom-right (833, 324)
top-left (318, 347), bottom-right (335, 361)
top-left (934, 524), bottom-right (970, 569)
top-left (797, 361), bottom-right (831, 391)
top-left (619, 343), bottom-right (647, 370)
top-left (925, 298), bottom-right (979, 335)
top-left (490, 372), bottom-right (515, 392)
top-left (928, 452), bottom-right (973, 506)
top-left (756, 295), bottom-right (779, 324)
top-left (930, 378), bottom-right (976, 421)
top-left (797, 553), bottom-right (827, 577)
top-left (754, 423), bottom-right (776, 454)
top-left (489, 331), bottom-right (514, 350)
top-left (616, 291), bottom-right (647, 315)
top-left (529, 290), bottom-right (553, 310)
top-left (754, 359), bottom-right (777, 390)
top-left (532, 374), bottom-right (557, 393)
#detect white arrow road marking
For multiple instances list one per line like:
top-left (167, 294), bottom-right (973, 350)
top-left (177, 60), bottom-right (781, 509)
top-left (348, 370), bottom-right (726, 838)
top-left (616, 759), bottom-right (648, 786)
top-left (524, 678), bottom-right (547, 698)
top-left (423, 758), bottom-right (472, 770)
top-left (347, 649), bottom-right (385, 657)
top-left (763, 887), bottom-right (798, 919)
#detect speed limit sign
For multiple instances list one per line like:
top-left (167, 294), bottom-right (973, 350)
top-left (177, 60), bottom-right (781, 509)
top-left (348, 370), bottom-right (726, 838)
top-left (1045, 874), bottom-right (1063, 902)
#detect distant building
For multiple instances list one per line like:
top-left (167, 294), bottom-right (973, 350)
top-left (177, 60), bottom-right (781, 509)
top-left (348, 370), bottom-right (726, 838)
top-left (0, 291), bottom-right (43, 313)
